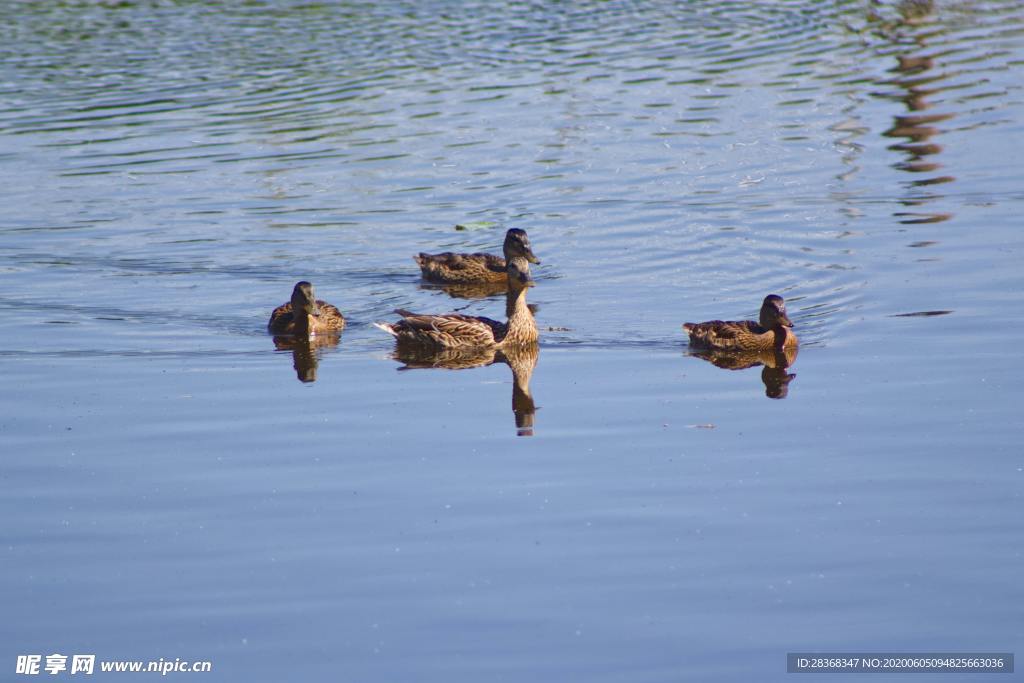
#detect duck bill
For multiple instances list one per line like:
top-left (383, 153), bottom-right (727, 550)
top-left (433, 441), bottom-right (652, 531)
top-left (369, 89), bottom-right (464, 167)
top-left (777, 312), bottom-right (793, 328)
top-left (522, 245), bottom-right (541, 264)
top-left (310, 303), bottom-right (322, 317)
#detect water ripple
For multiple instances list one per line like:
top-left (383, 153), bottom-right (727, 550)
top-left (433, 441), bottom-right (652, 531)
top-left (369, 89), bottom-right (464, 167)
top-left (0, 0), bottom-right (1021, 355)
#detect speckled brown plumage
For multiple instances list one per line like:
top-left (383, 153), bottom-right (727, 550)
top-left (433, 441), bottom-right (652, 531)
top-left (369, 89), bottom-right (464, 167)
top-left (376, 257), bottom-right (538, 349)
top-left (415, 251), bottom-right (508, 284)
top-left (268, 281), bottom-right (345, 336)
top-left (414, 228), bottom-right (540, 284)
top-left (683, 294), bottom-right (797, 352)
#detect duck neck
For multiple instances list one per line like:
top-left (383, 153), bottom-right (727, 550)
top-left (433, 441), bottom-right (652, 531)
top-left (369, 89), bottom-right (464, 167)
top-left (294, 310), bottom-right (315, 336)
top-left (503, 286), bottom-right (537, 345)
top-left (772, 325), bottom-right (794, 348)
top-left (504, 284), bottom-right (518, 318)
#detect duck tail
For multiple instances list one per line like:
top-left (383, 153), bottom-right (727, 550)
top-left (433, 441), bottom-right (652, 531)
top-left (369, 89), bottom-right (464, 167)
top-left (372, 322), bottom-right (398, 337)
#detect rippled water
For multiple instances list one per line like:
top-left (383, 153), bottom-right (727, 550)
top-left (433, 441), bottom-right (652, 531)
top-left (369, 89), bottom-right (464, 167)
top-left (2, 1), bottom-right (1023, 681)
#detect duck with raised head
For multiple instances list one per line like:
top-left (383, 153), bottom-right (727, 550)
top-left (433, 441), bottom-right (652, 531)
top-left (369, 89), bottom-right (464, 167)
top-left (414, 228), bottom-right (540, 284)
top-left (268, 281), bottom-right (345, 336)
top-left (375, 257), bottom-right (538, 349)
top-left (683, 294), bottom-right (797, 351)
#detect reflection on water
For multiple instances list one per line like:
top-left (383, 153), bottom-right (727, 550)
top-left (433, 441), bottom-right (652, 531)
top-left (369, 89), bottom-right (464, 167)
top-left (2, 0), bottom-right (1023, 679)
top-left (502, 345), bottom-right (539, 437)
top-left (419, 280), bottom-right (510, 300)
top-left (389, 343), bottom-right (539, 437)
top-left (686, 345), bottom-right (799, 400)
top-left (272, 334), bottom-right (340, 383)
top-left (889, 309), bottom-right (953, 318)
top-left (872, 0), bottom-right (955, 224)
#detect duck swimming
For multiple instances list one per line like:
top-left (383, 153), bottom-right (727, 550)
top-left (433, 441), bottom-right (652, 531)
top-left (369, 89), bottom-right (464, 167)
top-left (375, 257), bottom-right (538, 349)
top-left (683, 294), bottom-right (797, 351)
top-left (414, 228), bottom-right (540, 284)
top-left (268, 281), bottom-right (345, 336)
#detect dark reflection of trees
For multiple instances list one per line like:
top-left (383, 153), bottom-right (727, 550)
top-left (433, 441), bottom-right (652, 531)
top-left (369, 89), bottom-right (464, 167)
top-left (871, 0), bottom-right (954, 224)
top-left (686, 345), bottom-right (798, 399)
top-left (390, 343), bottom-right (539, 437)
top-left (272, 335), bottom-right (340, 383)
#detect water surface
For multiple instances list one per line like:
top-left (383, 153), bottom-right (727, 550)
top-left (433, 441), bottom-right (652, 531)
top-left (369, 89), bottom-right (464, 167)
top-left (2, 1), bottom-right (1022, 681)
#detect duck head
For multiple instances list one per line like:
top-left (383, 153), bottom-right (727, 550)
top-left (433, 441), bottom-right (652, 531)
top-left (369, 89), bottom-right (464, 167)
top-left (506, 256), bottom-right (535, 290)
top-left (504, 228), bottom-right (540, 264)
top-left (759, 294), bottom-right (792, 329)
top-left (291, 281), bottom-right (322, 317)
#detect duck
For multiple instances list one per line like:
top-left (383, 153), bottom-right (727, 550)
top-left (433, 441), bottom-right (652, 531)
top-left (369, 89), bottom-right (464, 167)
top-left (268, 281), bottom-right (345, 336)
top-left (375, 257), bottom-right (538, 349)
top-left (414, 228), bottom-right (540, 284)
top-left (683, 294), bottom-right (797, 351)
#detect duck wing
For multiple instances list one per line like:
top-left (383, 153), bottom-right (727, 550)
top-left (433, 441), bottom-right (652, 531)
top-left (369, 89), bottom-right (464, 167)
top-left (415, 251), bottom-right (504, 269)
top-left (314, 299), bottom-right (346, 330)
top-left (683, 320), bottom-right (760, 350)
top-left (391, 309), bottom-right (504, 348)
top-left (268, 302), bottom-right (296, 332)
top-left (414, 252), bottom-right (507, 282)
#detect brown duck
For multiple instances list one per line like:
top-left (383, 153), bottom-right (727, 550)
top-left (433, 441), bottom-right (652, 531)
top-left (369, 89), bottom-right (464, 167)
top-left (683, 294), bottom-right (797, 351)
top-left (268, 281), bottom-right (345, 336)
top-left (375, 257), bottom-right (538, 349)
top-left (414, 228), bottom-right (540, 284)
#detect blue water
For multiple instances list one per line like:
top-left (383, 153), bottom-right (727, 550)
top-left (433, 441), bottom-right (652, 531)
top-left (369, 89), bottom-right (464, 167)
top-left (2, 1), bottom-right (1022, 680)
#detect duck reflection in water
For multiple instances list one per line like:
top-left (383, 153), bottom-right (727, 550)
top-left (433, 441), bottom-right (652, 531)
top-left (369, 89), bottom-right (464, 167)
top-left (418, 279), bottom-right (544, 326)
top-left (272, 335), bottom-right (340, 384)
top-left (419, 279), bottom-right (511, 300)
top-left (389, 343), bottom-right (540, 436)
top-left (687, 345), bottom-right (799, 399)
top-left (683, 295), bottom-right (799, 399)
